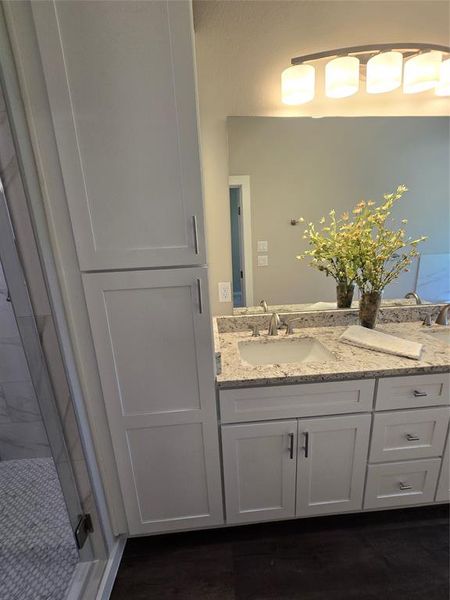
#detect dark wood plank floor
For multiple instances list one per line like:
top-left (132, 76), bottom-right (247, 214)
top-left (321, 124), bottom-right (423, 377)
top-left (111, 505), bottom-right (449, 600)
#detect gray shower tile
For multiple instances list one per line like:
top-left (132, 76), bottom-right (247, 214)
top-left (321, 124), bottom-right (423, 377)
top-left (0, 421), bottom-right (50, 460)
top-left (0, 381), bottom-right (41, 423)
top-left (0, 337), bottom-right (30, 383)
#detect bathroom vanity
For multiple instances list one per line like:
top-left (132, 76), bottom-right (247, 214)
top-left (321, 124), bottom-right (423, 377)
top-left (214, 309), bottom-right (450, 526)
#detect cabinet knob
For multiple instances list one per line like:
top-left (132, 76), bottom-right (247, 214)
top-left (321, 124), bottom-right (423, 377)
top-left (399, 482), bottom-right (413, 491)
top-left (405, 433), bottom-right (420, 441)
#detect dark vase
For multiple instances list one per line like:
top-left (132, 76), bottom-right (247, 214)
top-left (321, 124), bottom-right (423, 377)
top-left (359, 291), bottom-right (382, 329)
top-left (336, 282), bottom-right (355, 309)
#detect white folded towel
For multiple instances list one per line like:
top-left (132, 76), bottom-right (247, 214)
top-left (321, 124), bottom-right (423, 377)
top-left (340, 325), bottom-right (423, 360)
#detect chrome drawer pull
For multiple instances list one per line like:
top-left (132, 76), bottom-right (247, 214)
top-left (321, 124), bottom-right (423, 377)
top-left (196, 278), bottom-right (203, 314)
top-left (405, 433), bottom-right (420, 441)
top-left (303, 431), bottom-right (309, 458)
top-left (399, 482), bottom-right (413, 491)
top-left (413, 390), bottom-right (428, 397)
top-left (192, 215), bottom-right (200, 255)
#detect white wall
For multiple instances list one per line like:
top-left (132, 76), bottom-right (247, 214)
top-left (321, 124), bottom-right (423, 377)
top-left (193, 0), bottom-right (450, 315)
top-left (228, 116), bottom-right (450, 305)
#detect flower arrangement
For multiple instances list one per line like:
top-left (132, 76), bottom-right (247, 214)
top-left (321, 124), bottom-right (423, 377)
top-left (297, 185), bottom-right (427, 325)
top-left (346, 185), bottom-right (426, 293)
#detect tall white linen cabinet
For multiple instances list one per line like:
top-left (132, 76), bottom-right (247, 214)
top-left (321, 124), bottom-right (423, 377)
top-left (27, 0), bottom-right (223, 534)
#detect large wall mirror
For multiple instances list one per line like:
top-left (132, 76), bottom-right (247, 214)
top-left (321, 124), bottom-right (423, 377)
top-left (227, 116), bottom-right (450, 312)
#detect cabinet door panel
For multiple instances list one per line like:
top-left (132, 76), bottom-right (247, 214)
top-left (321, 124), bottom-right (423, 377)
top-left (222, 421), bottom-right (297, 524)
top-left (297, 414), bottom-right (371, 516)
top-left (32, 0), bottom-right (205, 270)
top-left (82, 268), bottom-right (222, 534)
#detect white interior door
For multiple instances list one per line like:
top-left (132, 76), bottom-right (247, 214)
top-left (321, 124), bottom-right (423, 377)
top-left (82, 267), bottom-right (223, 534)
top-left (296, 414), bottom-right (371, 516)
top-left (31, 0), bottom-right (206, 270)
top-left (222, 420), bottom-right (297, 524)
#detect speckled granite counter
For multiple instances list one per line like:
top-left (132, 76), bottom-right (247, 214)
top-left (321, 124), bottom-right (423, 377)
top-left (215, 321), bottom-right (450, 389)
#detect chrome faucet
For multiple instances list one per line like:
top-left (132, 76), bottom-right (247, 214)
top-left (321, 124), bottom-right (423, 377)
top-left (267, 312), bottom-right (281, 336)
top-left (405, 292), bottom-right (422, 305)
top-left (435, 304), bottom-right (450, 326)
top-left (260, 299), bottom-right (268, 313)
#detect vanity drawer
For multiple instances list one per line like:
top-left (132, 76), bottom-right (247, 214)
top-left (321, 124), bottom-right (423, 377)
top-left (375, 373), bottom-right (450, 411)
top-left (364, 459), bottom-right (441, 509)
top-left (369, 407), bottom-right (449, 462)
top-left (219, 379), bottom-right (375, 424)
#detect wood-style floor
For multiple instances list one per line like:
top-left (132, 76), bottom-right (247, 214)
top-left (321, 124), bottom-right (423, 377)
top-left (111, 505), bottom-right (449, 600)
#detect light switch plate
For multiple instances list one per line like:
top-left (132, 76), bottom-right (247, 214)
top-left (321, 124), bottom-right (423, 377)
top-left (218, 281), bottom-right (232, 302)
top-left (257, 255), bottom-right (269, 267)
top-left (257, 240), bottom-right (268, 252)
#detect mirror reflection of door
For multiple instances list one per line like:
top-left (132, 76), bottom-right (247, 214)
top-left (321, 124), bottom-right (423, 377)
top-left (229, 186), bottom-right (245, 307)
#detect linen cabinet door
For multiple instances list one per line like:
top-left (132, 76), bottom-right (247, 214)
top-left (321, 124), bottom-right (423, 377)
top-left (82, 268), bottom-right (223, 534)
top-left (222, 421), bottom-right (297, 524)
top-left (296, 414), bottom-right (371, 516)
top-left (31, 0), bottom-right (205, 270)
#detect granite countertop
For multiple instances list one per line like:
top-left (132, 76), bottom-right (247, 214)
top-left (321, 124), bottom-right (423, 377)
top-left (215, 322), bottom-right (450, 389)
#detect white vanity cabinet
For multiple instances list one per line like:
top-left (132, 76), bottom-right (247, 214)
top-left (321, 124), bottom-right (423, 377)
top-left (31, 0), bottom-right (206, 271)
top-left (219, 373), bottom-right (449, 526)
top-left (83, 268), bottom-right (223, 534)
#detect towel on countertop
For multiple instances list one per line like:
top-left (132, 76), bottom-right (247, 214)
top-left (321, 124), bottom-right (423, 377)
top-left (339, 325), bottom-right (423, 360)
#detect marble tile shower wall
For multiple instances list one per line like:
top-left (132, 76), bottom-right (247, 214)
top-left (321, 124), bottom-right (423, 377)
top-left (0, 263), bottom-right (50, 459)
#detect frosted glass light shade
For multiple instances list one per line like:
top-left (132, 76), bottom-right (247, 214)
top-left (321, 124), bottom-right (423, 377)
top-left (403, 51), bottom-right (442, 93)
top-left (366, 52), bottom-right (403, 93)
top-left (281, 65), bottom-right (315, 105)
top-left (435, 58), bottom-right (450, 96)
top-left (325, 56), bottom-right (360, 98)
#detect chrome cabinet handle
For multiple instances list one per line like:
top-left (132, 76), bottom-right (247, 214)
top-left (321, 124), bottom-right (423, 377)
top-left (413, 390), bottom-right (427, 397)
top-left (192, 215), bottom-right (200, 255)
top-left (399, 482), bottom-right (413, 491)
top-left (196, 278), bottom-right (203, 314)
top-left (406, 433), bottom-right (420, 441)
top-left (303, 431), bottom-right (309, 458)
top-left (288, 433), bottom-right (295, 459)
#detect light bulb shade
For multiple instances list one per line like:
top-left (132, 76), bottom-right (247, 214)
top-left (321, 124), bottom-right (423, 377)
top-left (281, 64), bottom-right (315, 105)
top-left (325, 56), bottom-right (360, 98)
top-left (435, 57), bottom-right (450, 96)
top-left (403, 51), bottom-right (442, 93)
top-left (366, 51), bottom-right (403, 93)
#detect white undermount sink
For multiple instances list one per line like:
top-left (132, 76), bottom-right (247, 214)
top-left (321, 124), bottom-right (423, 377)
top-left (238, 337), bottom-right (336, 366)
top-left (426, 329), bottom-right (450, 346)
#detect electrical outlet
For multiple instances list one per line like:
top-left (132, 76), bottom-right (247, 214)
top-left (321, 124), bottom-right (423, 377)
top-left (257, 255), bottom-right (269, 267)
top-left (218, 281), bottom-right (232, 302)
top-left (257, 240), bottom-right (268, 252)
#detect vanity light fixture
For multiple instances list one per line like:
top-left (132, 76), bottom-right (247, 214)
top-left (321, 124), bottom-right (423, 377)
top-left (282, 43), bottom-right (450, 104)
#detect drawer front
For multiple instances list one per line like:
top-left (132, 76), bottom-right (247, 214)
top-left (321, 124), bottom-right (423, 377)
top-left (219, 379), bottom-right (375, 424)
top-left (376, 373), bottom-right (450, 411)
top-left (370, 407), bottom-right (449, 462)
top-left (364, 459), bottom-right (441, 509)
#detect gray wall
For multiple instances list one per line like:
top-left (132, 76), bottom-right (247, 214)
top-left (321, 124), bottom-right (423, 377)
top-left (228, 117), bottom-right (450, 305)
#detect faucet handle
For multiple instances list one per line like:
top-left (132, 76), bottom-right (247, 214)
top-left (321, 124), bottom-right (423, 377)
top-left (422, 314), bottom-right (433, 327)
top-left (248, 324), bottom-right (260, 337)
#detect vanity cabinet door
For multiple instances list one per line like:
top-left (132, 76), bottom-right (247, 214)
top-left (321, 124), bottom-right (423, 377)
top-left (31, 0), bottom-right (205, 270)
top-left (82, 268), bottom-right (223, 534)
top-left (436, 433), bottom-right (450, 502)
top-left (222, 421), bottom-right (297, 524)
top-left (296, 414), bottom-right (371, 516)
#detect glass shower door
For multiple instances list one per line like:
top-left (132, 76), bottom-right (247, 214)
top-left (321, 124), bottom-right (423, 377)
top-left (0, 182), bottom-right (84, 599)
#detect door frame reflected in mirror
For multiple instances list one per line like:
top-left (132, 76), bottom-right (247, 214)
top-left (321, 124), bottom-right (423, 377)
top-left (229, 175), bottom-right (254, 307)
